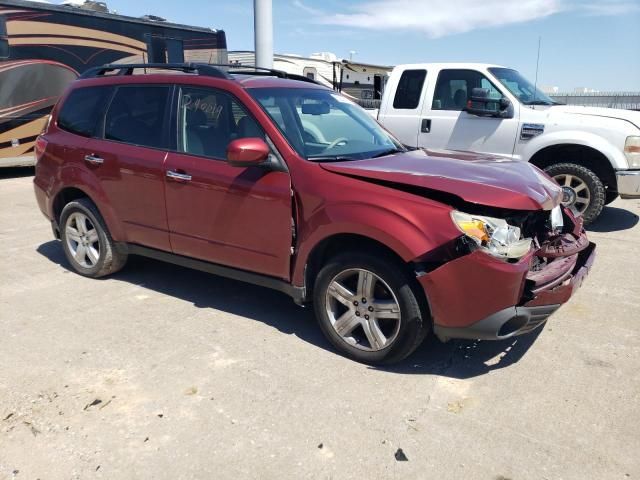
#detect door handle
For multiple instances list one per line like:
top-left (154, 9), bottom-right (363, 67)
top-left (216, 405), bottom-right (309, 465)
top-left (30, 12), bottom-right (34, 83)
top-left (166, 170), bottom-right (192, 182)
top-left (421, 119), bottom-right (431, 133)
top-left (84, 154), bottom-right (104, 165)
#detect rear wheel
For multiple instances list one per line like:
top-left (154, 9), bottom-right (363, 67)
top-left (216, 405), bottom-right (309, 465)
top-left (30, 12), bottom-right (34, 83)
top-left (544, 162), bottom-right (605, 225)
top-left (59, 198), bottom-right (127, 278)
top-left (313, 252), bottom-right (429, 364)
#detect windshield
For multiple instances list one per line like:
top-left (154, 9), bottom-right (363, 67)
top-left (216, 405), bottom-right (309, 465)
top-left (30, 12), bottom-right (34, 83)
top-left (488, 68), bottom-right (558, 106)
top-left (248, 87), bottom-right (405, 161)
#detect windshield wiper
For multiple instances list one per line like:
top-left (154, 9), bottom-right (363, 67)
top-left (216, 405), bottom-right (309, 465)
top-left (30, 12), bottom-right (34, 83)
top-left (307, 155), bottom-right (355, 163)
top-left (370, 148), bottom-right (404, 158)
top-left (524, 100), bottom-right (554, 106)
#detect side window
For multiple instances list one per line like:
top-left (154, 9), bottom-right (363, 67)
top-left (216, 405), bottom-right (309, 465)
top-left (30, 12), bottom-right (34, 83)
top-left (178, 87), bottom-right (264, 160)
top-left (104, 86), bottom-right (170, 148)
top-left (0, 17), bottom-right (9, 59)
top-left (432, 69), bottom-right (502, 111)
top-left (57, 87), bottom-right (112, 138)
top-left (146, 36), bottom-right (185, 63)
top-left (392, 69), bottom-right (426, 109)
top-left (165, 39), bottom-right (184, 63)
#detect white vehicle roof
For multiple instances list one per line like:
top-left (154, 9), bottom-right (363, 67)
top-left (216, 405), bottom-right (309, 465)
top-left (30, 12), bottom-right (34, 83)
top-left (393, 63), bottom-right (508, 70)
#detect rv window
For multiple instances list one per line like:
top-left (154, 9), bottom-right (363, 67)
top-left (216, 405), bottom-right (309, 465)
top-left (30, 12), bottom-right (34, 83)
top-left (393, 69), bottom-right (426, 109)
top-left (105, 86), bottom-right (171, 148)
top-left (0, 17), bottom-right (8, 59)
top-left (57, 87), bottom-right (113, 138)
top-left (146, 36), bottom-right (167, 63)
top-left (166, 39), bottom-right (184, 63)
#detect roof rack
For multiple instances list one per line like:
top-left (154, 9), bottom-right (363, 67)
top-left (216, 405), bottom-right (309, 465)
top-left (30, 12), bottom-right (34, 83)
top-left (79, 63), bottom-right (323, 85)
top-left (79, 63), bottom-right (231, 79)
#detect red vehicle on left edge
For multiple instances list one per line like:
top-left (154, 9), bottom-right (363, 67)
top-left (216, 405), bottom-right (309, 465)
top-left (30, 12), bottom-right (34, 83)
top-left (34, 63), bottom-right (596, 364)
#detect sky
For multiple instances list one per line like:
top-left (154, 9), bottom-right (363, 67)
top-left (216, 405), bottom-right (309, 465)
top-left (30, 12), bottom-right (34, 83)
top-left (51, 0), bottom-right (640, 91)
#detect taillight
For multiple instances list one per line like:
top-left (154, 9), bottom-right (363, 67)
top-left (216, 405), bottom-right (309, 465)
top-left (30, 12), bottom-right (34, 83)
top-left (41, 114), bottom-right (52, 134)
top-left (34, 136), bottom-right (48, 162)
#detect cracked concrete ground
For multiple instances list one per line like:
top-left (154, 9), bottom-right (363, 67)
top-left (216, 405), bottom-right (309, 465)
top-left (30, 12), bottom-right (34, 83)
top-left (1, 168), bottom-right (639, 479)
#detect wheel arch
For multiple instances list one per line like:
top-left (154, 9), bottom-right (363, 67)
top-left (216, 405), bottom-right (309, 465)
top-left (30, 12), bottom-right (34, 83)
top-left (529, 143), bottom-right (617, 193)
top-left (300, 233), bottom-right (432, 320)
top-left (52, 185), bottom-right (125, 240)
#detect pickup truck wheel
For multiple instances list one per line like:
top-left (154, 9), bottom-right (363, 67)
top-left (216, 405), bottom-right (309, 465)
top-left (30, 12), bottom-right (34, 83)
top-left (314, 252), bottom-right (429, 364)
top-left (59, 198), bottom-right (127, 278)
top-left (545, 162), bottom-right (605, 225)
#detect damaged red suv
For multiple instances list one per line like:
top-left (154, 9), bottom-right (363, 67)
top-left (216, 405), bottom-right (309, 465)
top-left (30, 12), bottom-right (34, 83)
top-left (33, 63), bottom-right (596, 364)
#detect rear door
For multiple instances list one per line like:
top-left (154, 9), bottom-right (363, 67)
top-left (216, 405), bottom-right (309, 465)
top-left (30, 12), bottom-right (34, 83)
top-left (164, 85), bottom-right (292, 279)
top-left (418, 68), bottom-right (520, 157)
top-left (84, 84), bottom-right (172, 250)
top-left (377, 68), bottom-right (428, 147)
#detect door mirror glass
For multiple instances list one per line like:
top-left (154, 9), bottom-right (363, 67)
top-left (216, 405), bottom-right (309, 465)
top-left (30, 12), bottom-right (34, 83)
top-left (226, 137), bottom-right (270, 167)
top-left (465, 88), bottom-right (511, 117)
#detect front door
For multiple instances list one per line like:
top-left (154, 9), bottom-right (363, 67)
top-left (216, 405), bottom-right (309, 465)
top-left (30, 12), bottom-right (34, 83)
top-left (419, 69), bottom-right (520, 158)
top-left (164, 86), bottom-right (292, 280)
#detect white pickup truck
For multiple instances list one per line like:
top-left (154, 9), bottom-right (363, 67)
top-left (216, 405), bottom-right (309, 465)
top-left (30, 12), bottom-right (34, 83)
top-left (371, 63), bottom-right (640, 223)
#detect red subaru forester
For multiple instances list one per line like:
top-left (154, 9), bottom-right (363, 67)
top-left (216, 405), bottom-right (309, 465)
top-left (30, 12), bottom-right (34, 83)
top-left (33, 63), bottom-right (595, 364)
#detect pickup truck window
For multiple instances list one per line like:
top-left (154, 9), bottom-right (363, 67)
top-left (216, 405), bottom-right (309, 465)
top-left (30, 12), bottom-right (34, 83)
top-left (177, 86), bottom-right (264, 160)
top-left (393, 70), bottom-right (426, 109)
top-left (488, 67), bottom-right (556, 106)
top-left (250, 87), bottom-right (403, 161)
top-left (432, 69), bottom-right (502, 111)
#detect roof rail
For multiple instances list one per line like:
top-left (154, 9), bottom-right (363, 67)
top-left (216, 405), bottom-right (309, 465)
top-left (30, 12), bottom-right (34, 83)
top-left (79, 62), bottom-right (323, 86)
top-left (79, 63), bottom-right (231, 79)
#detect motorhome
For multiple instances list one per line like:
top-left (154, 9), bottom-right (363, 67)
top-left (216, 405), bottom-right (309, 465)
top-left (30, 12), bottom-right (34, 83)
top-left (0, 0), bottom-right (227, 166)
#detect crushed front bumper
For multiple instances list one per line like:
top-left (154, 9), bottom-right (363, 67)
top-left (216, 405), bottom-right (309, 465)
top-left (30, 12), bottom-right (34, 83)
top-left (418, 227), bottom-right (596, 341)
top-left (617, 170), bottom-right (640, 199)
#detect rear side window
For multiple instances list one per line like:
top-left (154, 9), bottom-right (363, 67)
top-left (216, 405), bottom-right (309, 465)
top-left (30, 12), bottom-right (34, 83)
top-left (104, 85), bottom-right (171, 148)
top-left (57, 87), bottom-right (112, 138)
top-left (0, 17), bottom-right (9, 59)
top-left (393, 69), bottom-right (426, 109)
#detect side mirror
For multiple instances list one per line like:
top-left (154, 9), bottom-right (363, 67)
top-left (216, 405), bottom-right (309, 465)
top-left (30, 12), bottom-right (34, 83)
top-left (465, 88), bottom-right (511, 117)
top-left (226, 137), bottom-right (270, 167)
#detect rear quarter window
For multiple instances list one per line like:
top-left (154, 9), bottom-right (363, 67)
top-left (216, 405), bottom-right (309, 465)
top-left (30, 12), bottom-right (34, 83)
top-left (57, 87), bottom-right (113, 138)
top-left (393, 69), bottom-right (427, 109)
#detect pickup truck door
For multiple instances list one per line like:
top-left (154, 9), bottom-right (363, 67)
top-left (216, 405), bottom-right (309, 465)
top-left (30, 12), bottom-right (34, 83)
top-left (163, 86), bottom-right (293, 280)
top-left (418, 68), bottom-right (519, 157)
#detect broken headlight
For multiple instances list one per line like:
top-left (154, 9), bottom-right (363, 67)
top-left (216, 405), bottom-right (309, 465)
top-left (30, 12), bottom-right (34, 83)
top-left (451, 211), bottom-right (532, 260)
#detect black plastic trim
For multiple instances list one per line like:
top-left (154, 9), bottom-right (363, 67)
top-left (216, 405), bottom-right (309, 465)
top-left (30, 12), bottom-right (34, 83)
top-left (433, 304), bottom-right (560, 341)
top-left (125, 244), bottom-right (306, 304)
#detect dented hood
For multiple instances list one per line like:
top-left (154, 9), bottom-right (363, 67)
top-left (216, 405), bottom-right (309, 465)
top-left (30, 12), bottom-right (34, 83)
top-left (320, 149), bottom-right (562, 211)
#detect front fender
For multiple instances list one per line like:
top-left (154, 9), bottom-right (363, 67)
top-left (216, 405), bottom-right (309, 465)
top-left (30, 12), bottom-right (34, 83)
top-left (520, 130), bottom-right (628, 170)
top-left (291, 200), bottom-right (459, 286)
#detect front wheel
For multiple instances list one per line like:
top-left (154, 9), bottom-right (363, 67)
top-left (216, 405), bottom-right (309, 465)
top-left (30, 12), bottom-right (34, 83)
top-left (544, 162), bottom-right (605, 225)
top-left (313, 252), bottom-right (429, 364)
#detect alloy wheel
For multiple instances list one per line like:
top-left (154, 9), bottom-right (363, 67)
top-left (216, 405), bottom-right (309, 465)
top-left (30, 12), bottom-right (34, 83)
top-left (553, 173), bottom-right (591, 216)
top-left (65, 212), bottom-right (100, 268)
top-left (324, 268), bottom-right (401, 352)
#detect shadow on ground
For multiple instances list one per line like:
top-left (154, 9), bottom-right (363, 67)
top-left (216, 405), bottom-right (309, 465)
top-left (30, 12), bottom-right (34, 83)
top-left (0, 166), bottom-right (34, 179)
top-left (587, 205), bottom-right (639, 233)
top-left (37, 240), bottom-right (541, 379)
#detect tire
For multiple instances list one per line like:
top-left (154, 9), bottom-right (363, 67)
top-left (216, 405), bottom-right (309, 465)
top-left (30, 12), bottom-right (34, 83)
top-left (544, 162), bottom-right (605, 225)
top-left (59, 198), bottom-right (127, 278)
top-left (313, 252), bottom-right (429, 364)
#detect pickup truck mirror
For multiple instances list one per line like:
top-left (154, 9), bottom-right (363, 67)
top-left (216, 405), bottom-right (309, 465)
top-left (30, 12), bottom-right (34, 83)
top-left (226, 137), bottom-right (270, 167)
top-left (465, 88), bottom-right (512, 118)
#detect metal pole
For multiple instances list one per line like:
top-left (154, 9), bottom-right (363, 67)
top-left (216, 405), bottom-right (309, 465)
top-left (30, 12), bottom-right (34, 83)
top-left (254, 0), bottom-right (273, 69)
